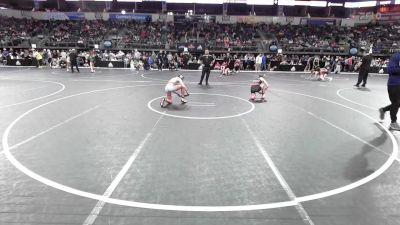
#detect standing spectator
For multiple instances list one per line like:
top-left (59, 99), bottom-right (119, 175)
top-left (346, 56), bottom-right (353, 72)
top-left (304, 55), bottom-right (313, 72)
top-left (261, 54), bottom-right (267, 71)
top-left (2, 48), bottom-right (9, 66)
top-left (255, 53), bottom-right (262, 71)
top-left (234, 56), bottom-right (241, 73)
top-left (243, 53), bottom-right (250, 70)
top-left (167, 52), bottom-right (173, 65)
top-left (60, 50), bottom-right (67, 62)
top-left (89, 49), bottom-right (96, 73)
top-left (42, 49), bottom-right (49, 67)
top-left (33, 50), bottom-right (42, 68)
top-left (379, 51), bottom-right (400, 130)
top-left (69, 49), bottom-right (80, 73)
top-left (157, 50), bottom-right (163, 71)
top-left (354, 47), bottom-right (373, 87)
top-left (333, 58), bottom-right (341, 74)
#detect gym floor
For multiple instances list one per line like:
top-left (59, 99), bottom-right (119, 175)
top-left (0, 67), bottom-right (399, 225)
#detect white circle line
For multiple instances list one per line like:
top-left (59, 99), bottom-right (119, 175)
top-left (1, 86), bottom-right (397, 212)
top-left (336, 88), bottom-right (378, 111)
top-left (0, 80), bottom-right (65, 109)
top-left (147, 93), bottom-right (255, 120)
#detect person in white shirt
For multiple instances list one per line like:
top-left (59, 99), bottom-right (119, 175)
top-left (255, 53), bottom-right (262, 71)
top-left (161, 75), bottom-right (189, 108)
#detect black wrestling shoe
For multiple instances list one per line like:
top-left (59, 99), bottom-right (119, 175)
top-left (160, 98), bottom-right (166, 108)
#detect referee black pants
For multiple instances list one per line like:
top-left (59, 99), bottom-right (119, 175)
top-left (355, 70), bottom-right (368, 86)
top-left (71, 61), bottom-right (79, 73)
top-left (199, 67), bottom-right (211, 85)
top-left (382, 85), bottom-right (400, 123)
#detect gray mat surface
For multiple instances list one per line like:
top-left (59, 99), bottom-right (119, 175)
top-left (0, 67), bottom-right (399, 225)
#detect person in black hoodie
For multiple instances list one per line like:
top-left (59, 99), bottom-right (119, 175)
top-left (354, 47), bottom-right (372, 87)
top-left (379, 51), bottom-right (400, 130)
top-left (69, 49), bottom-right (80, 73)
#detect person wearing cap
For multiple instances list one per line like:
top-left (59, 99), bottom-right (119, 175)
top-left (161, 75), bottom-right (189, 108)
top-left (379, 51), bottom-right (400, 130)
top-left (198, 49), bottom-right (214, 85)
top-left (354, 47), bottom-right (373, 87)
top-left (250, 74), bottom-right (269, 102)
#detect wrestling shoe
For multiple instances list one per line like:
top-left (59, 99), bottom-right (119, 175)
top-left (379, 108), bottom-right (385, 120)
top-left (160, 98), bottom-right (167, 108)
top-left (389, 122), bottom-right (400, 131)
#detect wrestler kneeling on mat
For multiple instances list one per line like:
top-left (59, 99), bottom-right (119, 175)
top-left (250, 74), bottom-right (269, 102)
top-left (161, 74), bottom-right (189, 108)
top-left (311, 66), bottom-right (332, 82)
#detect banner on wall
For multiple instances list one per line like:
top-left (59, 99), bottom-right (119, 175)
top-left (174, 15), bottom-right (216, 23)
top-left (66, 12), bottom-right (85, 20)
top-left (109, 13), bottom-right (151, 22)
top-left (303, 18), bottom-right (336, 26)
top-left (376, 12), bottom-right (400, 22)
top-left (42, 12), bottom-right (84, 20)
top-left (236, 16), bottom-right (256, 24)
top-left (20, 10), bottom-right (33, 18)
top-left (43, 12), bottom-right (69, 20)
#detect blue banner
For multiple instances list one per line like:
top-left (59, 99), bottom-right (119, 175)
top-left (43, 12), bottom-right (84, 20)
top-left (66, 12), bottom-right (85, 20)
top-left (109, 13), bottom-right (151, 22)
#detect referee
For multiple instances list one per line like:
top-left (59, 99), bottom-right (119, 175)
top-left (198, 49), bottom-right (214, 85)
top-left (379, 51), bottom-right (400, 130)
top-left (354, 47), bottom-right (372, 87)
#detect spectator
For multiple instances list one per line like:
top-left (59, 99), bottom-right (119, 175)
top-left (261, 54), bottom-right (267, 71)
top-left (255, 53), bottom-right (262, 71)
top-left (33, 50), bottom-right (42, 68)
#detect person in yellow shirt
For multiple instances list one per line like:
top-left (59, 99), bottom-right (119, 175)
top-left (33, 50), bottom-right (42, 68)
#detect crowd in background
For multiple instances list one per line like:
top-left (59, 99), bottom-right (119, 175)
top-left (0, 48), bottom-right (389, 74)
top-left (0, 16), bottom-right (399, 55)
